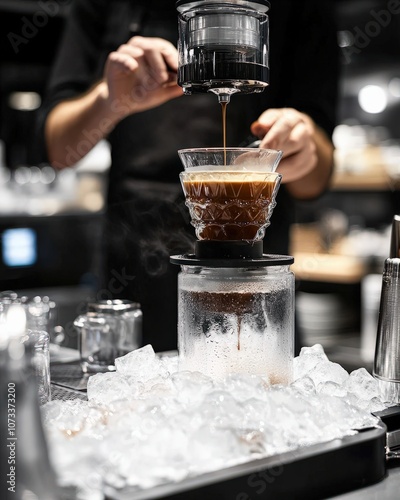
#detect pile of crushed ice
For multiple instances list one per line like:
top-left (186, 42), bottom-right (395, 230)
top-left (42, 344), bottom-right (387, 500)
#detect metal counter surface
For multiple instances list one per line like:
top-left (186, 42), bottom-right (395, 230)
top-left (331, 465), bottom-right (400, 500)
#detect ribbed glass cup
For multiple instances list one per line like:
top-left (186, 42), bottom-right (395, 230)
top-left (178, 148), bottom-right (282, 242)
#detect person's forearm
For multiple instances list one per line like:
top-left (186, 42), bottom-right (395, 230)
top-left (45, 81), bottom-right (122, 168)
top-left (285, 125), bottom-right (334, 200)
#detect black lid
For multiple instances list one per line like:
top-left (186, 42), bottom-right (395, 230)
top-left (170, 253), bottom-right (294, 268)
top-left (171, 240), bottom-right (293, 267)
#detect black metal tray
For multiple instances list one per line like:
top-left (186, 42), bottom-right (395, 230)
top-left (105, 423), bottom-right (387, 500)
top-left (374, 406), bottom-right (400, 451)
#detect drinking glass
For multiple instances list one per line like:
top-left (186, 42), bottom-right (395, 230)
top-left (23, 330), bottom-right (51, 405)
top-left (75, 311), bottom-right (131, 373)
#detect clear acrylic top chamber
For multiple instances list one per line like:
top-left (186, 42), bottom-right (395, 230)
top-left (176, 0), bottom-right (270, 101)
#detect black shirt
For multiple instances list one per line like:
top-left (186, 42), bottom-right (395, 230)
top-left (42, 0), bottom-right (338, 187)
top-left (40, 0), bottom-right (339, 350)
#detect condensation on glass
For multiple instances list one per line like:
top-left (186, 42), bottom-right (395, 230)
top-left (177, 264), bottom-right (294, 382)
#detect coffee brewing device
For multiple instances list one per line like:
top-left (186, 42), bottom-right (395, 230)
top-left (171, 149), bottom-right (295, 383)
top-left (173, 1), bottom-right (294, 382)
top-left (176, 0), bottom-right (270, 103)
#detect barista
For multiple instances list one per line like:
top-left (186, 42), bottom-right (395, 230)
top-left (39, 0), bottom-right (339, 352)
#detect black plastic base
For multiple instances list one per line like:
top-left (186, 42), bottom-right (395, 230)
top-left (195, 240), bottom-right (264, 259)
top-left (170, 240), bottom-right (294, 267)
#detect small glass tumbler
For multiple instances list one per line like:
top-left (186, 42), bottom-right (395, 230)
top-left (75, 312), bottom-right (128, 373)
top-left (23, 330), bottom-right (51, 405)
top-left (87, 299), bottom-right (142, 355)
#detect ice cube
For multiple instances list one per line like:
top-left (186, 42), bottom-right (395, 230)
top-left (293, 344), bottom-right (329, 380)
top-left (171, 370), bottom-right (214, 406)
top-left (364, 397), bottom-right (387, 413)
top-left (219, 372), bottom-right (270, 403)
top-left (198, 390), bottom-right (245, 428)
top-left (291, 375), bottom-right (316, 396)
top-left (313, 394), bottom-right (378, 432)
top-left (41, 400), bottom-right (91, 437)
top-left (240, 397), bottom-right (272, 431)
top-left (87, 371), bottom-right (142, 406)
top-left (344, 391), bottom-right (387, 413)
top-left (140, 375), bottom-right (175, 400)
top-left (187, 425), bottom-right (248, 474)
top-left (345, 368), bottom-right (381, 401)
top-left (114, 344), bottom-right (169, 381)
top-left (159, 353), bottom-right (179, 375)
top-left (269, 386), bottom-right (312, 416)
top-left (317, 381), bottom-right (348, 398)
top-left (307, 360), bottom-right (349, 388)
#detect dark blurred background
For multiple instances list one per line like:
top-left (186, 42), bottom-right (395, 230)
top-left (1, 0), bottom-right (400, 164)
top-left (0, 1), bottom-right (105, 337)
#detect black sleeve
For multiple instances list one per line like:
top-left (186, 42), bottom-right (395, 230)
top-left (46, 0), bottom-right (108, 102)
top-left (282, 0), bottom-right (339, 137)
top-left (35, 0), bottom-right (108, 162)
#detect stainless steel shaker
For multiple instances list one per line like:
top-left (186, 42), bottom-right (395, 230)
top-left (373, 215), bottom-right (400, 404)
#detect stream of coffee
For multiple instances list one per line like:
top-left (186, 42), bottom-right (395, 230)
top-left (221, 101), bottom-right (227, 165)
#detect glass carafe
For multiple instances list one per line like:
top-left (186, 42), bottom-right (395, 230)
top-left (177, 263), bottom-right (294, 382)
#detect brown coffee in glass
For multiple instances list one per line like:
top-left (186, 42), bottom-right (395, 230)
top-left (179, 148), bottom-right (282, 244)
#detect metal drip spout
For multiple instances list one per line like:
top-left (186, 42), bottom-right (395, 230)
top-left (208, 87), bottom-right (240, 104)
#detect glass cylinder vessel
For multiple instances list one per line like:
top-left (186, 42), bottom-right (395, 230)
top-left (177, 260), bottom-right (294, 383)
top-left (176, 0), bottom-right (270, 97)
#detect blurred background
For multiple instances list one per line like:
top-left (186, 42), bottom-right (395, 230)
top-left (0, 0), bottom-right (399, 368)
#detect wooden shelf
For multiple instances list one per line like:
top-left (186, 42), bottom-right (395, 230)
top-left (331, 146), bottom-right (398, 191)
top-left (290, 224), bottom-right (368, 284)
top-left (291, 252), bottom-right (367, 284)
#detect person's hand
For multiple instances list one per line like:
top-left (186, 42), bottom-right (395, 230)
top-left (102, 36), bottom-right (183, 118)
top-left (250, 108), bottom-right (318, 183)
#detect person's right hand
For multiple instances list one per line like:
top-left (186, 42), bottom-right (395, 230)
top-left (102, 36), bottom-right (183, 118)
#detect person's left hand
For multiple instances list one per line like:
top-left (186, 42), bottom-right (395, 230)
top-left (251, 108), bottom-right (318, 183)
